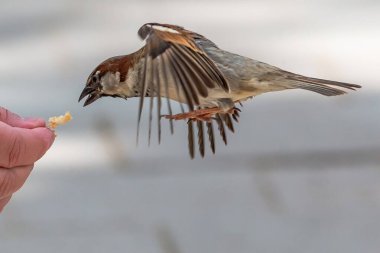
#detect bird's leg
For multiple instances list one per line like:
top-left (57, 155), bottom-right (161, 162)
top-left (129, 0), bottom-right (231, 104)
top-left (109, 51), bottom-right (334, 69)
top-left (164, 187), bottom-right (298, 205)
top-left (163, 107), bottom-right (220, 121)
top-left (163, 107), bottom-right (240, 122)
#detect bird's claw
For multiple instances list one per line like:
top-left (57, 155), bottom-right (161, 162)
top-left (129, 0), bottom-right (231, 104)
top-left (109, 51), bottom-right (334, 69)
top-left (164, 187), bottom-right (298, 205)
top-left (162, 106), bottom-right (241, 122)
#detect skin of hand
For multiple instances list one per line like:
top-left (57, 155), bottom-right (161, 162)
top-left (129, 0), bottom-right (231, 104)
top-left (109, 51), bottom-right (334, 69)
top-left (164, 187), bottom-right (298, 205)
top-left (0, 107), bottom-right (55, 213)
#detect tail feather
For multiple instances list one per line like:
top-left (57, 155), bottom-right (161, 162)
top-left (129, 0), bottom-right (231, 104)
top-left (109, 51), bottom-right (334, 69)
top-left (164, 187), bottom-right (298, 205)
top-left (285, 73), bottom-right (361, 96)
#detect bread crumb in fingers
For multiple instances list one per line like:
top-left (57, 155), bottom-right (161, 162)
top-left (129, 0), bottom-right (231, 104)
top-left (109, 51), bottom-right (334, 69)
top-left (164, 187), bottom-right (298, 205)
top-left (48, 112), bottom-right (72, 129)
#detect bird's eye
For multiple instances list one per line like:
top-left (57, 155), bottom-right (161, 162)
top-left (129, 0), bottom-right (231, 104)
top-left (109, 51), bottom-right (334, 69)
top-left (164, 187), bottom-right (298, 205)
top-left (92, 76), bottom-right (98, 83)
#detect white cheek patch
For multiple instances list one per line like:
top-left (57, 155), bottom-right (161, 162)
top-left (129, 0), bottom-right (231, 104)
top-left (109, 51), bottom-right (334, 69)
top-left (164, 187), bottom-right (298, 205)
top-left (149, 24), bottom-right (180, 34)
top-left (101, 72), bottom-right (121, 92)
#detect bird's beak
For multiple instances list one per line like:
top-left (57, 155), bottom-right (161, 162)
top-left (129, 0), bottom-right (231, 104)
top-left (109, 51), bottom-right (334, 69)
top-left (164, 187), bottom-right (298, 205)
top-left (78, 86), bottom-right (101, 106)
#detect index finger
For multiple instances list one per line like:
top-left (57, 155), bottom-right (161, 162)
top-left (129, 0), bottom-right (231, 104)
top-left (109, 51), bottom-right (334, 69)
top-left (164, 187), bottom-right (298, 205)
top-left (0, 107), bottom-right (46, 129)
top-left (0, 122), bottom-right (55, 168)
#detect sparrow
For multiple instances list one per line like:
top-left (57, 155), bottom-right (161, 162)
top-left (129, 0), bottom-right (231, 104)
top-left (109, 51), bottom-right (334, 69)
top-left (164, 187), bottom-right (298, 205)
top-left (79, 22), bottom-right (361, 158)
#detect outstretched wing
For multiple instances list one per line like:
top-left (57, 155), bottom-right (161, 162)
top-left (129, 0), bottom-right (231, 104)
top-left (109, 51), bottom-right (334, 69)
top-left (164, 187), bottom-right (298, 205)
top-left (136, 23), bottom-right (231, 152)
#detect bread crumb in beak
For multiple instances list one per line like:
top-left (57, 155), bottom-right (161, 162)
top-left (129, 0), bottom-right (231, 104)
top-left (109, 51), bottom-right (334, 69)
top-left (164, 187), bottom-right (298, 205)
top-left (48, 112), bottom-right (72, 129)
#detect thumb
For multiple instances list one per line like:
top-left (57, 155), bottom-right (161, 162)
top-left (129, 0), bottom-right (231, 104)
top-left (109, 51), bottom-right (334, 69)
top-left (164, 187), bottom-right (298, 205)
top-left (0, 124), bottom-right (55, 168)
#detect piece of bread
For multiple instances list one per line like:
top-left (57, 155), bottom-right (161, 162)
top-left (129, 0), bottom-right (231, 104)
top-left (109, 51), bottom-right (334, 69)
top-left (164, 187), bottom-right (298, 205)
top-left (48, 112), bottom-right (72, 129)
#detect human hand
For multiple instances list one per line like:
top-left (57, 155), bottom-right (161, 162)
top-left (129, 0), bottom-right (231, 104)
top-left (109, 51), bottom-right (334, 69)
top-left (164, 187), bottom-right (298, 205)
top-left (0, 107), bottom-right (55, 212)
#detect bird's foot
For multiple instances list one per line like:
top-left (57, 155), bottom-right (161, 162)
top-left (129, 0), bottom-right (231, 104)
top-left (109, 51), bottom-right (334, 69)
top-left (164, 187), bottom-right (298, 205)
top-left (163, 107), bottom-right (220, 121)
top-left (163, 107), bottom-right (240, 122)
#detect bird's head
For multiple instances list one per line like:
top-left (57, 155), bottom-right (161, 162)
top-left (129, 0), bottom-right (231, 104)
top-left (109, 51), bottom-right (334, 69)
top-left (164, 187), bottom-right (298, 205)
top-left (79, 67), bottom-right (104, 106)
top-left (79, 56), bottom-right (129, 106)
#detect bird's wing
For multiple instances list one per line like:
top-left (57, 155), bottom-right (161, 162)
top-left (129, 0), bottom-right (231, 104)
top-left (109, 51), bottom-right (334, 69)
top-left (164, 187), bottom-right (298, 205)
top-left (136, 23), bottom-right (231, 149)
top-left (187, 109), bottom-right (240, 159)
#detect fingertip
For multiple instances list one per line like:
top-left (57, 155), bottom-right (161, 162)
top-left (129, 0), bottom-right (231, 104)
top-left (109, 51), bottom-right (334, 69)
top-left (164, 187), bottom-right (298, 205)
top-left (31, 127), bottom-right (56, 150)
top-left (0, 126), bottom-right (55, 168)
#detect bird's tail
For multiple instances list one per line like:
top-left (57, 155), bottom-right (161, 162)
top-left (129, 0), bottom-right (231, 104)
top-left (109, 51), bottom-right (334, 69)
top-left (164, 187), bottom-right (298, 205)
top-left (284, 72), bottom-right (361, 96)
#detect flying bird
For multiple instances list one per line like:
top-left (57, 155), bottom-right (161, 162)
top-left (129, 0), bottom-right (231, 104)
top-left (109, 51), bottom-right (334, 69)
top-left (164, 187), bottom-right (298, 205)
top-left (79, 23), bottom-right (361, 158)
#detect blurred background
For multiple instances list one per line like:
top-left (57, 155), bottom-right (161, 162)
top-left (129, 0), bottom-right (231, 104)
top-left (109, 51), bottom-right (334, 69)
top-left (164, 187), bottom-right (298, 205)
top-left (1, 0), bottom-right (380, 252)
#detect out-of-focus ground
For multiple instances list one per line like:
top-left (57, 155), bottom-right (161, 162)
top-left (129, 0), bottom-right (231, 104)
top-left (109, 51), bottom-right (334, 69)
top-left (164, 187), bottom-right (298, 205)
top-left (1, 0), bottom-right (380, 252)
